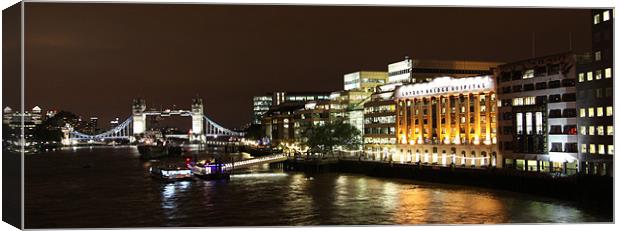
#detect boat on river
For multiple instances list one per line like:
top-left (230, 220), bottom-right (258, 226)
top-left (149, 165), bottom-right (193, 181)
top-left (190, 163), bottom-right (230, 180)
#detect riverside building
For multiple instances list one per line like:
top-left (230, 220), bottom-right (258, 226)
top-left (575, 9), bottom-right (614, 176)
top-left (363, 57), bottom-right (501, 160)
top-left (261, 101), bottom-right (306, 145)
top-left (252, 91), bottom-right (330, 124)
top-left (497, 52), bottom-right (579, 174)
top-left (392, 76), bottom-right (500, 167)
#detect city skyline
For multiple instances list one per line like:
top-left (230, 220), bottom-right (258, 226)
top-left (6, 3), bottom-right (593, 128)
top-left (2, 2), bottom-right (614, 229)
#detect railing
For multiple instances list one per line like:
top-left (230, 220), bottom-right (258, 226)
top-left (223, 153), bottom-right (287, 169)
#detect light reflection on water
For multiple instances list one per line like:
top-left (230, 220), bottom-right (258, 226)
top-left (24, 147), bottom-right (610, 228)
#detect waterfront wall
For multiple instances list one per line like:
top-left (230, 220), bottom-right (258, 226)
top-left (284, 159), bottom-right (613, 207)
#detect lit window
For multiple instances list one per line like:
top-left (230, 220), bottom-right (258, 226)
top-left (516, 113), bottom-right (523, 134)
top-left (523, 69), bottom-right (534, 79)
top-left (597, 126), bottom-right (604, 135)
top-left (605, 68), bottom-right (612, 78)
top-left (588, 108), bottom-right (594, 117)
top-left (587, 72), bottom-right (593, 81)
top-left (595, 51), bottom-right (602, 61)
top-left (535, 112), bottom-right (543, 134)
top-left (580, 126), bottom-right (587, 135)
top-left (589, 126), bottom-right (595, 135)
top-left (512, 98), bottom-right (523, 106)
top-left (608, 145), bottom-right (614, 155)
top-left (590, 144), bottom-right (596, 154)
top-left (578, 73), bottom-right (585, 82)
top-left (579, 108), bottom-right (586, 117)
top-left (606, 106), bottom-right (613, 116)
top-left (594, 14), bottom-right (601, 24)
top-left (524, 96), bottom-right (536, 105)
top-left (525, 112), bottom-right (532, 135)
top-left (597, 107), bottom-right (604, 117)
top-left (607, 126), bottom-right (614, 136)
top-left (595, 70), bottom-right (602, 80)
top-left (599, 144), bottom-right (605, 154)
top-left (603, 10), bottom-right (610, 21)
top-left (581, 144), bottom-right (588, 153)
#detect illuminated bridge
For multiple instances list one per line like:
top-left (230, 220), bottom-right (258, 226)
top-left (64, 97), bottom-right (243, 144)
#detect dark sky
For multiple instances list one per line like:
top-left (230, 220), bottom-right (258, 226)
top-left (20, 3), bottom-right (591, 129)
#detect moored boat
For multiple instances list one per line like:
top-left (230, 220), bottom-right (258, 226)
top-left (190, 163), bottom-right (230, 180)
top-left (149, 165), bottom-right (193, 181)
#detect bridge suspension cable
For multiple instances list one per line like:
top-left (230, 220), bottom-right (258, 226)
top-left (69, 117), bottom-right (133, 141)
top-left (203, 116), bottom-right (244, 137)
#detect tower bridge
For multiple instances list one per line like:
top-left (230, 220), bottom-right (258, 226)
top-left (63, 97), bottom-right (243, 145)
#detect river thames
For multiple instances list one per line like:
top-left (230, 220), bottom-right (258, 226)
top-left (24, 146), bottom-right (610, 228)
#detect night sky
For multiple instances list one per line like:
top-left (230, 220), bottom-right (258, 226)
top-left (18, 3), bottom-right (591, 129)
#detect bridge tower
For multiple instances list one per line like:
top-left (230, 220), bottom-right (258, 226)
top-left (191, 97), bottom-right (205, 142)
top-left (132, 98), bottom-right (147, 136)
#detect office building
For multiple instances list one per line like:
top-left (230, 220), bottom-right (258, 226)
top-left (575, 9), bottom-right (614, 176)
top-left (344, 71), bottom-right (388, 92)
top-left (252, 91), bottom-right (330, 125)
top-left (497, 52), bottom-right (579, 174)
top-left (261, 101), bottom-right (306, 145)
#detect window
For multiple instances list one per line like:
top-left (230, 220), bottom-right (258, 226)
top-left (605, 68), bottom-right (612, 78)
top-left (516, 113), bottom-right (523, 134)
top-left (525, 112), bottom-right (532, 135)
top-left (580, 108), bottom-right (586, 117)
top-left (512, 98), bottom-right (523, 106)
top-left (594, 14), bottom-right (601, 24)
top-left (588, 108), bottom-right (594, 117)
top-left (535, 112), bottom-right (543, 134)
top-left (606, 106), bottom-right (613, 116)
top-left (595, 51), bottom-right (602, 61)
top-left (608, 145), bottom-right (614, 155)
top-left (599, 144), bottom-right (605, 154)
top-left (581, 144), bottom-right (587, 153)
top-left (589, 126), bottom-right (595, 135)
top-left (603, 10), bottom-right (610, 21)
top-left (523, 69), bottom-right (534, 79)
top-left (580, 126), bottom-right (587, 135)
top-left (598, 126), bottom-right (604, 136)
top-left (595, 70), bottom-right (602, 80)
top-left (578, 73), bottom-right (584, 82)
top-left (597, 107), bottom-right (604, 117)
top-left (524, 96), bottom-right (536, 105)
top-left (587, 72), bottom-right (593, 81)
top-left (590, 144), bottom-right (596, 154)
top-left (607, 126), bottom-right (614, 136)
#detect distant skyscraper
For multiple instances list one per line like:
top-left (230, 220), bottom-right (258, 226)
top-left (87, 117), bottom-right (99, 134)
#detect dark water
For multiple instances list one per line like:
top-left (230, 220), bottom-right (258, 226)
top-left (24, 147), bottom-right (610, 228)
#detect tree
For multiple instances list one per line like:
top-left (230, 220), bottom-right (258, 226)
top-left (301, 121), bottom-right (361, 157)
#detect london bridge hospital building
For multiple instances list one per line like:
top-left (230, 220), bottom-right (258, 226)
top-left (386, 75), bottom-right (500, 168)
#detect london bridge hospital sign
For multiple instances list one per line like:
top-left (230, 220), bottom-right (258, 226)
top-left (395, 75), bottom-right (495, 99)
